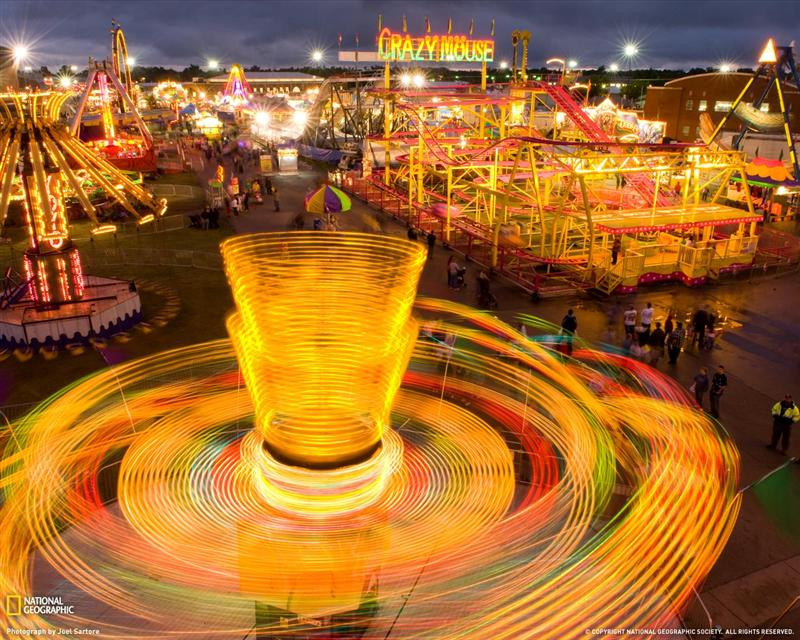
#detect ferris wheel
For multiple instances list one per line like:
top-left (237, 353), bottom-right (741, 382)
top-left (111, 20), bottom-right (134, 107)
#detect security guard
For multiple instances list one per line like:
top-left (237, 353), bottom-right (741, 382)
top-left (768, 394), bottom-right (800, 454)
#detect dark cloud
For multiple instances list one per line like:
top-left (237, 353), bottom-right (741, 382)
top-left (1, 0), bottom-right (797, 70)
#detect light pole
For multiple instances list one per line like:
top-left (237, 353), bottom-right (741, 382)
top-left (623, 43), bottom-right (638, 72)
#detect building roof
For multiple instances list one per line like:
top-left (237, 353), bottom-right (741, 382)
top-left (665, 72), bottom-right (800, 94)
top-left (593, 203), bottom-right (761, 234)
top-left (208, 71), bottom-right (322, 83)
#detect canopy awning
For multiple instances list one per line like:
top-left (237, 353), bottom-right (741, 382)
top-left (592, 204), bottom-right (761, 235)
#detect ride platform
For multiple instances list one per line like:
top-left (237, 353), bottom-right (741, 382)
top-left (0, 276), bottom-right (141, 347)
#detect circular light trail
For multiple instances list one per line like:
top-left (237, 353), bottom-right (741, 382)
top-left (0, 236), bottom-right (740, 638)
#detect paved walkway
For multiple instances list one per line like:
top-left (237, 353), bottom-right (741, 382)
top-left (203, 153), bottom-right (800, 635)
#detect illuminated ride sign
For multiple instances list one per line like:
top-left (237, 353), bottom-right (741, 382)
top-left (377, 28), bottom-right (494, 63)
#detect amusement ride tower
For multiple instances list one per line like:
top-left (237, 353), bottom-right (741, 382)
top-left (70, 22), bottom-right (155, 171)
top-left (0, 89), bottom-right (165, 346)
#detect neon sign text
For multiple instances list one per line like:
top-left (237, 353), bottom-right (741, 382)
top-left (377, 28), bottom-right (494, 63)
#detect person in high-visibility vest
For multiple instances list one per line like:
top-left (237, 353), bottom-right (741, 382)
top-left (768, 394), bottom-right (800, 454)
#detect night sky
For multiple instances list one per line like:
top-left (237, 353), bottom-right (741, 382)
top-left (1, 0), bottom-right (798, 71)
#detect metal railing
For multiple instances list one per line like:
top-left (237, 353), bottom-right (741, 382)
top-left (149, 183), bottom-right (206, 201)
top-left (80, 246), bottom-right (224, 271)
top-left (69, 214), bottom-right (191, 240)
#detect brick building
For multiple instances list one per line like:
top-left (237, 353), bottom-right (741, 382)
top-left (643, 72), bottom-right (800, 142)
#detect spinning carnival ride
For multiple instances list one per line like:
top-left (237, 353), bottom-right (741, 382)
top-left (0, 90), bottom-right (166, 346)
top-left (70, 22), bottom-right (156, 172)
top-left (0, 232), bottom-right (740, 637)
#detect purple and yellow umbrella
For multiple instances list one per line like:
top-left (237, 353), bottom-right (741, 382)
top-left (304, 184), bottom-right (352, 215)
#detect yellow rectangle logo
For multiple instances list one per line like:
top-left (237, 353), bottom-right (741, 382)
top-left (6, 594), bottom-right (22, 616)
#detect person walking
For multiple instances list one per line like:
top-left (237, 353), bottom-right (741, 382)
top-left (664, 313), bottom-right (674, 336)
top-left (691, 367), bottom-right (710, 409)
top-left (560, 309), bottom-right (578, 356)
top-left (640, 302), bottom-right (654, 332)
top-left (407, 226), bottom-right (418, 242)
top-left (231, 195), bottom-right (240, 217)
top-left (635, 323), bottom-right (650, 348)
top-left (692, 306), bottom-right (708, 349)
top-left (611, 237), bottom-right (622, 265)
top-left (447, 255), bottom-right (459, 289)
top-left (273, 187), bottom-right (280, 212)
top-left (426, 231), bottom-right (436, 259)
top-left (623, 305), bottom-right (637, 337)
top-left (704, 311), bottom-right (717, 350)
top-left (648, 321), bottom-right (665, 366)
top-left (709, 365), bottom-right (728, 418)
top-left (666, 321), bottom-right (685, 365)
top-left (477, 271), bottom-right (497, 309)
top-left (768, 394), bottom-right (800, 454)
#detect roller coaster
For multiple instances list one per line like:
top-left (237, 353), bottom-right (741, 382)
top-left (338, 76), bottom-right (761, 295)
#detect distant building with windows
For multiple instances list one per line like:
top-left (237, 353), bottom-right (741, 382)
top-left (643, 72), bottom-right (800, 142)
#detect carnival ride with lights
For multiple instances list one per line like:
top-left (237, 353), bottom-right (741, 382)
top-left (335, 20), bottom-right (763, 295)
top-left (70, 22), bottom-right (156, 172)
top-left (0, 231), bottom-right (740, 637)
top-left (300, 75), bottom-right (384, 158)
top-left (0, 90), bottom-right (166, 347)
top-left (702, 38), bottom-right (800, 182)
top-left (221, 64), bottom-right (253, 108)
top-left (584, 97), bottom-right (665, 144)
top-left (152, 80), bottom-right (188, 109)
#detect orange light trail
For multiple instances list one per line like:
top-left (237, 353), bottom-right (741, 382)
top-left (0, 234), bottom-right (739, 638)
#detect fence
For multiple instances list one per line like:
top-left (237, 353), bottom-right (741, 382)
top-left (69, 213), bottom-right (191, 240)
top-left (81, 247), bottom-right (224, 271)
top-left (1, 245), bottom-right (223, 274)
top-left (756, 227), bottom-right (800, 264)
top-left (149, 183), bottom-right (206, 201)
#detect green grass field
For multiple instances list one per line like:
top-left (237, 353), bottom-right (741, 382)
top-left (1, 223), bottom-right (234, 419)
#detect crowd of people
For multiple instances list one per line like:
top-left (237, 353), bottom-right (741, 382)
top-left (597, 300), bottom-right (796, 452)
top-left (605, 300), bottom-right (719, 366)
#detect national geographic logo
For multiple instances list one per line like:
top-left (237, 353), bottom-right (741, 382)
top-left (4, 595), bottom-right (75, 615)
top-left (5, 595), bottom-right (21, 616)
